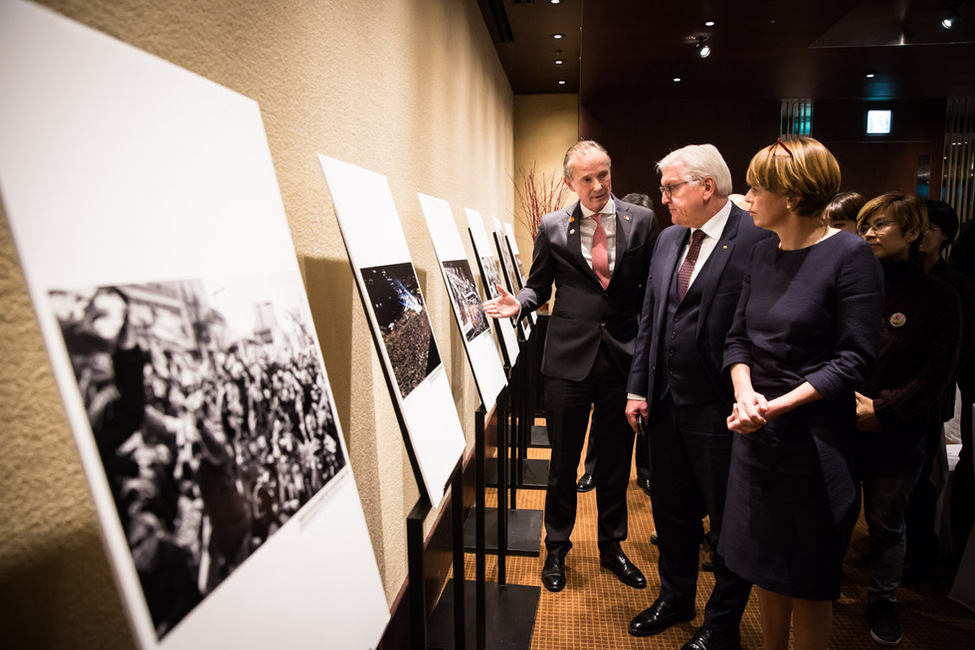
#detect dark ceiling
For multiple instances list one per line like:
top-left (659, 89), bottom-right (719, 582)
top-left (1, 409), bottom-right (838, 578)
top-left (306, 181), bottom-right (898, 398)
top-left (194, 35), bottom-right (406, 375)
top-left (479, 0), bottom-right (975, 102)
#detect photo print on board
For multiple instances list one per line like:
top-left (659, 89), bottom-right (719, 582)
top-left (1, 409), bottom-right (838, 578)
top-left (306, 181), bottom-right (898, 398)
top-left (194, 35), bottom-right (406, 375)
top-left (48, 274), bottom-right (346, 640)
top-left (442, 259), bottom-right (490, 342)
top-left (361, 262), bottom-right (442, 397)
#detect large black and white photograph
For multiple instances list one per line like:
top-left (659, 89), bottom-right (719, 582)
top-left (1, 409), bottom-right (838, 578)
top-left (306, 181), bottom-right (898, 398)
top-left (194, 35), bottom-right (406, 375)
top-left (1, 5), bottom-right (389, 646)
top-left (361, 262), bottom-right (442, 398)
top-left (49, 275), bottom-right (346, 640)
top-left (442, 259), bottom-right (490, 342)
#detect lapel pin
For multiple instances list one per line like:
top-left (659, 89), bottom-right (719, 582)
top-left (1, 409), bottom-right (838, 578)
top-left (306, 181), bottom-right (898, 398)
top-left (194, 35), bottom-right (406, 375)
top-left (569, 216), bottom-right (575, 223)
top-left (623, 215), bottom-right (630, 220)
top-left (570, 229), bottom-right (576, 234)
top-left (722, 245), bottom-right (728, 250)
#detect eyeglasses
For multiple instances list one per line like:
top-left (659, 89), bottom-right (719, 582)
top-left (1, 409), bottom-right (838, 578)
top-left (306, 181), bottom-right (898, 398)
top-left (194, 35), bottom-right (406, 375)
top-left (857, 219), bottom-right (897, 236)
top-left (770, 137), bottom-right (794, 159)
top-left (659, 177), bottom-right (702, 198)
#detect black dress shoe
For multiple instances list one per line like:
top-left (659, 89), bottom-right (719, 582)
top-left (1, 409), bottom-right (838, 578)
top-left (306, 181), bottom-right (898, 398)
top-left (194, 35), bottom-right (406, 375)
top-left (638, 476), bottom-right (652, 497)
top-left (600, 551), bottom-right (646, 588)
top-left (540, 553), bottom-right (566, 592)
top-left (628, 598), bottom-right (696, 637)
top-left (576, 473), bottom-right (596, 492)
top-left (681, 626), bottom-right (742, 650)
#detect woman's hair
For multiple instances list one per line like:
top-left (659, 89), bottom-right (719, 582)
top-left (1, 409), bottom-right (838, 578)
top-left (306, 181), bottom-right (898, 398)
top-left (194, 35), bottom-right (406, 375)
top-left (745, 136), bottom-right (841, 217)
top-left (823, 191), bottom-right (866, 224)
top-left (856, 192), bottom-right (928, 235)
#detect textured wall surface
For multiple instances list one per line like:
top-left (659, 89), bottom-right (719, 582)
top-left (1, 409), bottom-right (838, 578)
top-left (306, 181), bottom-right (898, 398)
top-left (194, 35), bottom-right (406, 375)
top-left (0, 0), bottom-right (514, 645)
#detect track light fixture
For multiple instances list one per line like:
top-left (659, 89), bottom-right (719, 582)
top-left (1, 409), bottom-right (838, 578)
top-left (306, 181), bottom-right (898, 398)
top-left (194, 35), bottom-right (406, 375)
top-left (943, 3), bottom-right (961, 29)
top-left (696, 36), bottom-right (711, 58)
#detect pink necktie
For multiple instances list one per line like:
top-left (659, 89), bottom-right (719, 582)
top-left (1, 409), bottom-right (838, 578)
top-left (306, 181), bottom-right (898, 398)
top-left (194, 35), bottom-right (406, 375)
top-left (677, 229), bottom-right (707, 300)
top-left (591, 213), bottom-right (610, 290)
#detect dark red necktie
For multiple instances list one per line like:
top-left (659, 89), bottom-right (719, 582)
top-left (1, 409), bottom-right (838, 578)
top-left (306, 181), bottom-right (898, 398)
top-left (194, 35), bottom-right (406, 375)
top-left (677, 229), bottom-right (706, 300)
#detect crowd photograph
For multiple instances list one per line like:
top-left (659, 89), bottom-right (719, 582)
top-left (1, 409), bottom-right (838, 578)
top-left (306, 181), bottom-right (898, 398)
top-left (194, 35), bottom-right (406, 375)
top-left (50, 277), bottom-right (347, 639)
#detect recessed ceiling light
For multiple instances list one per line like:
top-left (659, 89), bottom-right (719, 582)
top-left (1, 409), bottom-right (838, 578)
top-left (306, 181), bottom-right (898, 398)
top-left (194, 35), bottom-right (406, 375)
top-left (558, 80), bottom-right (566, 85)
top-left (551, 0), bottom-right (561, 4)
top-left (705, 21), bottom-right (715, 27)
top-left (673, 76), bottom-right (682, 83)
top-left (555, 59), bottom-right (564, 65)
top-left (866, 73), bottom-right (875, 78)
top-left (552, 33), bottom-right (565, 39)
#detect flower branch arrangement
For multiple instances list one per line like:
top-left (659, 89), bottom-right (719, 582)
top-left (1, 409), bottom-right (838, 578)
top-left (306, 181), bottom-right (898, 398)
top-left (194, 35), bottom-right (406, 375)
top-left (514, 162), bottom-right (570, 240)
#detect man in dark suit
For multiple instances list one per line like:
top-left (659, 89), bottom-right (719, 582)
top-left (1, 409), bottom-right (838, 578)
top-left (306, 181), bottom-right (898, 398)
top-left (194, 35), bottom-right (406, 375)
top-left (484, 140), bottom-right (659, 592)
top-left (625, 144), bottom-right (772, 650)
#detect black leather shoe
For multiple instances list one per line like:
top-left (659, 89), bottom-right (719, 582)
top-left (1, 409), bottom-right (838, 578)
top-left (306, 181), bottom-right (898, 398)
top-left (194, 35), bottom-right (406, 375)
top-left (638, 476), bottom-right (652, 497)
top-left (540, 553), bottom-right (566, 592)
top-left (681, 626), bottom-right (742, 650)
top-left (576, 473), bottom-right (596, 492)
top-left (600, 551), bottom-right (646, 588)
top-left (628, 598), bottom-right (696, 637)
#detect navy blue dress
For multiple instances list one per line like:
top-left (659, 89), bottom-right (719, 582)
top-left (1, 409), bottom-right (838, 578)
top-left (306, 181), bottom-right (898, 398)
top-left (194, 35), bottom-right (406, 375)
top-left (720, 230), bottom-right (884, 600)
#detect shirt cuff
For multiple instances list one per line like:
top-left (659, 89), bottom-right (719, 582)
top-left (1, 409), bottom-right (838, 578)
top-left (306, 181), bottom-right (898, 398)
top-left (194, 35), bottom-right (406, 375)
top-left (627, 394), bottom-right (647, 401)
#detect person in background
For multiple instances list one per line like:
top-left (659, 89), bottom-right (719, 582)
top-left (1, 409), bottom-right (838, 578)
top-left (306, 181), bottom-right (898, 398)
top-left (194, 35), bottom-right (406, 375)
top-left (576, 191), bottom-right (655, 499)
top-left (626, 144), bottom-right (771, 650)
top-left (904, 200), bottom-right (975, 582)
top-left (722, 137), bottom-right (883, 650)
top-left (822, 191), bottom-right (865, 233)
top-left (483, 140), bottom-right (659, 592)
top-left (855, 193), bottom-right (961, 646)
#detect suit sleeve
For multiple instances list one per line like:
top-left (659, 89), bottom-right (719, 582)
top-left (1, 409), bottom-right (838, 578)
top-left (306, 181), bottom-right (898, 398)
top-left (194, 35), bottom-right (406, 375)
top-left (627, 232), bottom-right (663, 396)
top-left (515, 218), bottom-right (555, 316)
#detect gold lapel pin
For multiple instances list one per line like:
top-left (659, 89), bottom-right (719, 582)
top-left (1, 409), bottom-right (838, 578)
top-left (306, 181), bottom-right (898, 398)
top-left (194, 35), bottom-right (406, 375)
top-left (722, 245), bottom-right (728, 250)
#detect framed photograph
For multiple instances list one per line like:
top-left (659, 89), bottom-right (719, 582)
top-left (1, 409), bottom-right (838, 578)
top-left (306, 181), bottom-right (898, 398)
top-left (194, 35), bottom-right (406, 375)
top-left (492, 216), bottom-right (532, 339)
top-left (417, 193), bottom-right (506, 411)
top-left (465, 208), bottom-right (521, 367)
top-left (502, 221), bottom-right (537, 326)
top-left (318, 156), bottom-right (466, 509)
top-left (0, 2), bottom-right (388, 647)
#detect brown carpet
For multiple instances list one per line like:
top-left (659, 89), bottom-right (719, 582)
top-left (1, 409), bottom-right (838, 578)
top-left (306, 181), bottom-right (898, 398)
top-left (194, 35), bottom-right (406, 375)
top-left (461, 444), bottom-right (975, 649)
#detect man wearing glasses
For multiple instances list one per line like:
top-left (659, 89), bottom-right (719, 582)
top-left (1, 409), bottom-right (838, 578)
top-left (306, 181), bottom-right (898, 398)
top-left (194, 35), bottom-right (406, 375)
top-left (625, 144), bottom-right (772, 650)
top-left (484, 140), bottom-right (659, 593)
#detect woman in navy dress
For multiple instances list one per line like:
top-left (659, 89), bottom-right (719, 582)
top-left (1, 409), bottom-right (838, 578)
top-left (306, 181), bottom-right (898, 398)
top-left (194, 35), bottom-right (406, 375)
top-left (721, 137), bottom-right (884, 649)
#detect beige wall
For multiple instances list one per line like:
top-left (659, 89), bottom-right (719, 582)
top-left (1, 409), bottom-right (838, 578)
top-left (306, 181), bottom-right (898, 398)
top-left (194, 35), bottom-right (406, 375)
top-left (512, 94), bottom-right (579, 260)
top-left (0, 0), bottom-right (512, 646)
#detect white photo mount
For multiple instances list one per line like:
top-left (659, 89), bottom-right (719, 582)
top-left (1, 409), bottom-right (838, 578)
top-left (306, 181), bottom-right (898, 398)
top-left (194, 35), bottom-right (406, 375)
top-left (318, 156), bottom-right (466, 509)
top-left (0, 2), bottom-right (389, 648)
top-left (492, 216), bottom-right (532, 340)
top-left (417, 193), bottom-right (507, 412)
top-left (502, 221), bottom-right (537, 327)
top-left (465, 208), bottom-right (520, 368)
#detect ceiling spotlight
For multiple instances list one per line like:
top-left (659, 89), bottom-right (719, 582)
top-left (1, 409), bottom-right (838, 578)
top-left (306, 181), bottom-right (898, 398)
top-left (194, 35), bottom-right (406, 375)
top-left (558, 80), bottom-right (566, 85)
top-left (943, 7), bottom-right (960, 29)
top-left (866, 73), bottom-right (876, 78)
top-left (550, 0), bottom-right (561, 4)
top-left (555, 50), bottom-right (564, 65)
top-left (673, 76), bottom-right (682, 83)
top-left (696, 37), bottom-right (711, 58)
top-left (552, 33), bottom-right (564, 39)
top-left (705, 21), bottom-right (715, 27)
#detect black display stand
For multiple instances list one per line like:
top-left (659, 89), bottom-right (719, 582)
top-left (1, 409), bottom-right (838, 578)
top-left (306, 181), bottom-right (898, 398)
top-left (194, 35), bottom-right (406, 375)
top-left (463, 360), bottom-right (543, 557)
top-left (428, 404), bottom-right (540, 650)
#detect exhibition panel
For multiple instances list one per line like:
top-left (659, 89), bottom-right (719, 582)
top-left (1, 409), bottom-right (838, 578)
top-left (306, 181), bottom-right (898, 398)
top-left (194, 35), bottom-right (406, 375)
top-left (319, 156), bottom-right (467, 510)
top-left (417, 192), bottom-right (507, 412)
top-left (465, 208), bottom-right (521, 367)
top-left (0, 1), bottom-right (389, 647)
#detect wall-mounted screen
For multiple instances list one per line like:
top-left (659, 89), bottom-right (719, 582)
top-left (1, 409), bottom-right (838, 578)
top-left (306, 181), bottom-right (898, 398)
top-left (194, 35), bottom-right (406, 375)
top-left (867, 109), bottom-right (892, 135)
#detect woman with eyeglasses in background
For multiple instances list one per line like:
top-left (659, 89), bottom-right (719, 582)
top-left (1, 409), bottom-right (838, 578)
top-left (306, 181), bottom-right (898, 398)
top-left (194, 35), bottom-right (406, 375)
top-left (853, 193), bottom-right (961, 646)
top-left (721, 136), bottom-right (884, 649)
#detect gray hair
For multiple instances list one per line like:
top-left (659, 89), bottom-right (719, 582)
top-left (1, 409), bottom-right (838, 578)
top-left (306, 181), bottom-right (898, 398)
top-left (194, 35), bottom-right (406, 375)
top-left (656, 144), bottom-right (733, 197)
top-left (563, 140), bottom-right (611, 180)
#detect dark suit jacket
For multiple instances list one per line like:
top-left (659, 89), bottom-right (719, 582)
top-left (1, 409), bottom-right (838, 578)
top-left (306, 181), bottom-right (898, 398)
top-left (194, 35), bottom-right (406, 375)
top-left (627, 203), bottom-right (773, 403)
top-left (517, 197), bottom-right (659, 381)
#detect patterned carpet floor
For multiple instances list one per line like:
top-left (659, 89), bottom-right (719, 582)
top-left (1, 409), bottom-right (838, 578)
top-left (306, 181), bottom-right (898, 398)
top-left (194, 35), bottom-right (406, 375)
top-left (458, 444), bottom-right (975, 649)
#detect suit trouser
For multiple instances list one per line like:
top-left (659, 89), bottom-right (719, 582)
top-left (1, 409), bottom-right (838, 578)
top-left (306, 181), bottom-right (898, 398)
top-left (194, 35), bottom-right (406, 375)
top-left (543, 343), bottom-right (633, 555)
top-left (583, 420), bottom-right (650, 481)
top-left (650, 395), bottom-right (752, 632)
